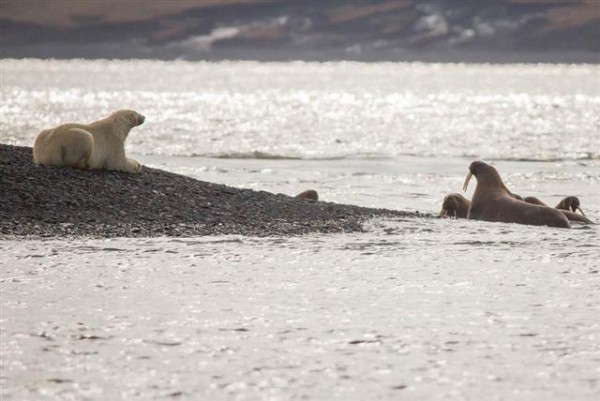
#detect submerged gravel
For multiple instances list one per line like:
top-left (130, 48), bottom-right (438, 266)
top-left (0, 145), bottom-right (419, 238)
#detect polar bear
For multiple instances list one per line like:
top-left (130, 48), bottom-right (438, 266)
top-left (33, 110), bottom-right (145, 173)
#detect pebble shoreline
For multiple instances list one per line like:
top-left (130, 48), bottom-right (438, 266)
top-left (0, 145), bottom-right (422, 238)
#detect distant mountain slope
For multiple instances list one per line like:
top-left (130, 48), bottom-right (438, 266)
top-left (1, 0), bottom-right (598, 62)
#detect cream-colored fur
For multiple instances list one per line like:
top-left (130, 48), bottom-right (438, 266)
top-left (33, 110), bottom-right (145, 173)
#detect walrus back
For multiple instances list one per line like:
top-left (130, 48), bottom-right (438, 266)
top-left (495, 198), bottom-right (570, 228)
top-left (559, 210), bottom-right (594, 224)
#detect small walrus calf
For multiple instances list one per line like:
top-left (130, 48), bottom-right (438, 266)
top-left (463, 161), bottom-right (570, 228)
top-left (554, 196), bottom-right (587, 216)
top-left (33, 109), bottom-right (145, 173)
top-left (440, 193), bottom-right (471, 218)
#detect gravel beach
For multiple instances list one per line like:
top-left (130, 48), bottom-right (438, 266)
top-left (0, 144), bottom-right (419, 238)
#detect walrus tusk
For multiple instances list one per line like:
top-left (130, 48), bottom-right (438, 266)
top-left (463, 171), bottom-right (473, 192)
top-left (577, 207), bottom-right (587, 217)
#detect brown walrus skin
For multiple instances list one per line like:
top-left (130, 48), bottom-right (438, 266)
top-left (295, 189), bottom-right (319, 201)
top-left (440, 193), bottom-right (592, 224)
top-left (523, 195), bottom-right (592, 224)
top-left (440, 193), bottom-right (471, 218)
top-left (463, 161), bottom-right (570, 228)
top-left (555, 196), bottom-right (586, 216)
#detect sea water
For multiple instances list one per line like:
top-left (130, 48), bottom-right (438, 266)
top-left (1, 59), bottom-right (599, 400)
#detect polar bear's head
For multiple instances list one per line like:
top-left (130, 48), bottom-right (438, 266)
top-left (110, 109), bottom-right (145, 141)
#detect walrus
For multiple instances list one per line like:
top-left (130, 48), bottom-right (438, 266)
top-left (463, 161), bottom-right (570, 228)
top-left (440, 192), bottom-right (592, 224)
top-left (295, 189), bottom-right (319, 201)
top-left (555, 196), bottom-right (586, 216)
top-left (439, 193), bottom-right (471, 218)
top-left (522, 195), bottom-right (592, 223)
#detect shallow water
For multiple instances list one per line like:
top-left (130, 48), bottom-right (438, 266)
top-left (1, 59), bottom-right (600, 400)
top-left (2, 226), bottom-right (599, 401)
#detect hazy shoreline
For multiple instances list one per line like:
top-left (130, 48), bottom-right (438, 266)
top-left (2, 49), bottom-right (599, 65)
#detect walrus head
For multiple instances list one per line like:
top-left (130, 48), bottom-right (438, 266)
top-left (440, 193), bottom-right (470, 218)
top-left (556, 196), bottom-right (586, 216)
top-left (463, 161), bottom-right (510, 194)
top-left (464, 161), bottom-right (491, 191)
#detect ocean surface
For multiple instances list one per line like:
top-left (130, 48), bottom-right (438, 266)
top-left (1, 59), bottom-right (599, 400)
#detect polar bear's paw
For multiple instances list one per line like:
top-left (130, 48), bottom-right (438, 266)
top-left (126, 158), bottom-right (142, 174)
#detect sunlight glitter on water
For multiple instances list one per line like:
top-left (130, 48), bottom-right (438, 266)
top-left (2, 59), bottom-right (599, 160)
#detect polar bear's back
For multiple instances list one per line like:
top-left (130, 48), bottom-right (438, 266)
top-left (33, 124), bottom-right (94, 169)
